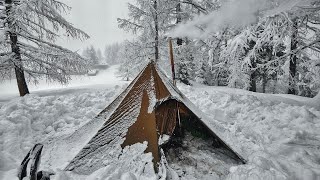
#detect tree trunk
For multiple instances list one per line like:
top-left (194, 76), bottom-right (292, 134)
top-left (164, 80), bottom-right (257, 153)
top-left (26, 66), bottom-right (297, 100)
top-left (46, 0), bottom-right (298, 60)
top-left (14, 64), bottom-right (29, 96)
top-left (248, 40), bottom-right (257, 92)
top-left (153, 0), bottom-right (159, 62)
top-left (262, 70), bottom-right (267, 93)
top-left (5, 0), bottom-right (29, 96)
top-left (288, 18), bottom-right (298, 95)
top-left (249, 60), bottom-right (257, 92)
top-left (262, 47), bottom-right (272, 93)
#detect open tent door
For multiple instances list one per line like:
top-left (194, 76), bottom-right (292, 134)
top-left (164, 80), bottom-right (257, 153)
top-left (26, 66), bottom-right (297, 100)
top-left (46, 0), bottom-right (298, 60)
top-left (177, 102), bottom-right (246, 163)
top-left (156, 99), bottom-right (246, 164)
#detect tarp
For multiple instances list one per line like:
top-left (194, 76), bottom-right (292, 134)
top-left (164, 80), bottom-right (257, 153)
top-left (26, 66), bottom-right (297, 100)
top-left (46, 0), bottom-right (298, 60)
top-left (65, 61), bottom-right (245, 175)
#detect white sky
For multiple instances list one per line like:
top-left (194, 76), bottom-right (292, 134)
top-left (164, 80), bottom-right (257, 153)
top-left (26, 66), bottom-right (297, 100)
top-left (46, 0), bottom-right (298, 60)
top-left (58, 0), bottom-right (134, 52)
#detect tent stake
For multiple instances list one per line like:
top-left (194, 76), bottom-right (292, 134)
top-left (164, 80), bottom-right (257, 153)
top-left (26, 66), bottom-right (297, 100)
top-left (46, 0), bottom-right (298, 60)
top-left (168, 37), bottom-right (176, 86)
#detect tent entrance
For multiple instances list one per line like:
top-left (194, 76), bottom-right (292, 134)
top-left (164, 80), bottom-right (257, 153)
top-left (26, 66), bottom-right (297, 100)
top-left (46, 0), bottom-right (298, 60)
top-left (162, 130), bottom-right (242, 179)
top-left (157, 100), bottom-right (224, 149)
top-left (156, 100), bottom-right (243, 178)
top-left (159, 101), bottom-right (218, 149)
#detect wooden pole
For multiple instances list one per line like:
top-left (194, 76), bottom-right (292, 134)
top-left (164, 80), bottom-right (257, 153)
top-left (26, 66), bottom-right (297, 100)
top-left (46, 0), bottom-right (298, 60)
top-left (169, 38), bottom-right (181, 133)
top-left (169, 37), bottom-right (176, 86)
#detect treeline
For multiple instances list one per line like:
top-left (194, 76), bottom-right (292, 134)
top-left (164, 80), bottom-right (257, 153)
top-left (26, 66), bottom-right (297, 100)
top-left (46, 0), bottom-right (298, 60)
top-left (84, 42), bottom-right (145, 81)
top-left (82, 43), bottom-right (121, 66)
top-left (115, 0), bottom-right (320, 97)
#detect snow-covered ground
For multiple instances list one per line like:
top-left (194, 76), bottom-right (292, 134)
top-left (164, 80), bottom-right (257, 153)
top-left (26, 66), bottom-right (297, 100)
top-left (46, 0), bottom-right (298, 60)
top-left (1, 65), bottom-right (320, 180)
top-left (180, 84), bottom-right (320, 180)
top-left (0, 65), bottom-right (126, 103)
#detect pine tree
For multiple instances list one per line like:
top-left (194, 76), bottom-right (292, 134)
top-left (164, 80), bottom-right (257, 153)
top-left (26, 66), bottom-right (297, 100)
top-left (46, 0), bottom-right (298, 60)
top-left (176, 43), bottom-right (196, 85)
top-left (104, 43), bottom-right (121, 65)
top-left (117, 0), bottom-right (176, 62)
top-left (117, 40), bottom-right (145, 80)
top-left (88, 46), bottom-right (99, 65)
top-left (82, 46), bottom-right (100, 66)
top-left (1, 0), bottom-right (89, 96)
top-left (96, 49), bottom-right (103, 64)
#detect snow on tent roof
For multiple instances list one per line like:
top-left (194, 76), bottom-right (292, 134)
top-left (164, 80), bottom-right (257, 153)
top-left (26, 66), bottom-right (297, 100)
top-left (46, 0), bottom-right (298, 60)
top-left (64, 61), bottom-right (246, 175)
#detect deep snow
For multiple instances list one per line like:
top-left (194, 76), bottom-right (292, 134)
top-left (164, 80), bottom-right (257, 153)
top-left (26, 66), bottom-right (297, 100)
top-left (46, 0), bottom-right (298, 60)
top-left (0, 65), bottom-right (320, 180)
top-left (0, 65), bottom-right (126, 103)
top-left (180, 84), bottom-right (320, 180)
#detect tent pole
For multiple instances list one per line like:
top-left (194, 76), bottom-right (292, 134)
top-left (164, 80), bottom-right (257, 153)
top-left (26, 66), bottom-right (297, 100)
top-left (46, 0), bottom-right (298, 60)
top-left (169, 37), bottom-right (181, 133)
top-left (168, 37), bottom-right (176, 86)
top-left (177, 103), bottom-right (181, 126)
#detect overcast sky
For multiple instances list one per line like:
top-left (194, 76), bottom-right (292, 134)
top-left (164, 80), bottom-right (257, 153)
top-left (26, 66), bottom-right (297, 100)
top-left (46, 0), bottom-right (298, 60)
top-left (58, 0), bottom-right (134, 52)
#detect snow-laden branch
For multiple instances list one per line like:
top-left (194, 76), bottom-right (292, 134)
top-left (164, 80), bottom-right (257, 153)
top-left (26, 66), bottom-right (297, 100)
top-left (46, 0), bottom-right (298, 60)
top-left (0, 0), bottom-right (90, 85)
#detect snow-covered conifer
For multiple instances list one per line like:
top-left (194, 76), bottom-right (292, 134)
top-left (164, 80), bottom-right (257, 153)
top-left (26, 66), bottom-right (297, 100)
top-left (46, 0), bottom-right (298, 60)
top-left (0, 0), bottom-right (89, 96)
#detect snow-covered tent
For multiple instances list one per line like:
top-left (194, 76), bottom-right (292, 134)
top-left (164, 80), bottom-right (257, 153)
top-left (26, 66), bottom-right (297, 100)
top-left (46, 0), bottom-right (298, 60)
top-left (65, 61), bottom-right (246, 174)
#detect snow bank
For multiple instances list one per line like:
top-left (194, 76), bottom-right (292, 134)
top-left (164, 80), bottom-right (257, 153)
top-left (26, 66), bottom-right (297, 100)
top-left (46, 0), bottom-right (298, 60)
top-left (0, 86), bottom-right (123, 179)
top-left (179, 84), bottom-right (320, 180)
top-left (1, 67), bottom-right (320, 180)
top-left (53, 142), bottom-right (159, 180)
top-left (0, 64), bottom-right (125, 102)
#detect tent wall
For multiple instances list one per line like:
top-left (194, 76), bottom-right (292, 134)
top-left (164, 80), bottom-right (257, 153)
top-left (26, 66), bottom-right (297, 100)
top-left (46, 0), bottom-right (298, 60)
top-left (152, 63), bottom-right (171, 100)
top-left (121, 90), bottom-right (160, 163)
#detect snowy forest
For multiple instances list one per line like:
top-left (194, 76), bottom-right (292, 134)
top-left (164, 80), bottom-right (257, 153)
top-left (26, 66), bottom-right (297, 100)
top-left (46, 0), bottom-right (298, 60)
top-left (1, 0), bottom-right (320, 97)
top-left (1, 0), bottom-right (320, 180)
top-left (113, 0), bottom-right (320, 97)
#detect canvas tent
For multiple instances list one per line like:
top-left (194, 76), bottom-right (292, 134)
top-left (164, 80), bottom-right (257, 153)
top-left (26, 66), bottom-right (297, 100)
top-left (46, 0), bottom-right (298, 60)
top-left (65, 61), bottom-right (246, 175)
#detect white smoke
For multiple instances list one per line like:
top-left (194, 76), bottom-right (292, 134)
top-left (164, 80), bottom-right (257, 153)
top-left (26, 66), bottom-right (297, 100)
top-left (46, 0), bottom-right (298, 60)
top-left (169, 0), bottom-right (307, 39)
